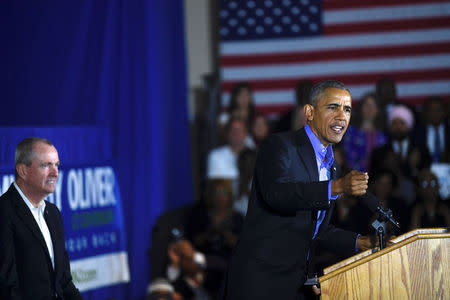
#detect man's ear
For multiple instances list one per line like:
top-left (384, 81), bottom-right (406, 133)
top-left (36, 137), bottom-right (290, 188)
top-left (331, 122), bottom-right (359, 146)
top-left (16, 164), bottom-right (27, 180)
top-left (304, 104), bottom-right (314, 122)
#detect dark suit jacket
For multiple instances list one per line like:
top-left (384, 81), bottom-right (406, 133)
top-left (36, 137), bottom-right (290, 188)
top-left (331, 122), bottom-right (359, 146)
top-left (413, 123), bottom-right (450, 163)
top-left (0, 184), bottom-right (83, 300)
top-left (221, 129), bottom-right (358, 300)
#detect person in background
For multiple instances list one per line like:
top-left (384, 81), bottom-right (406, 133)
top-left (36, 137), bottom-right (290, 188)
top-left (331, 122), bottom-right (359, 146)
top-left (0, 137), bottom-right (84, 300)
top-left (275, 79), bottom-right (313, 132)
top-left (410, 169), bottom-right (450, 229)
top-left (413, 96), bottom-right (449, 163)
top-left (186, 179), bottom-right (243, 299)
top-left (206, 117), bottom-right (249, 184)
top-left (371, 104), bottom-right (431, 205)
top-left (146, 278), bottom-right (182, 300)
top-left (343, 92), bottom-right (387, 171)
top-left (250, 113), bottom-right (270, 148)
top-left (169, 242), bottom-right (210, 300)
top-left (218, 82), bottom-right (256, 130)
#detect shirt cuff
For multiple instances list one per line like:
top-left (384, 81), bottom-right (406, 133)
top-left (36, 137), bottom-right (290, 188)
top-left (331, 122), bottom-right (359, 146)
top-left (328, 180), bottom-right (338, 201)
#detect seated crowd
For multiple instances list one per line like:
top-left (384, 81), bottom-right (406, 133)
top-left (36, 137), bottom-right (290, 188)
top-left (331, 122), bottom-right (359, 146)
top-left (146, 78), bottom-right (449, 300)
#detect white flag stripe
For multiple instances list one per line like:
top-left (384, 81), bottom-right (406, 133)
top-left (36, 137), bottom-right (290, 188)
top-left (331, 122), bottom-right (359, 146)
top-left (220, 28), bottom-right (450, 55)
top-left (221, 54), bottom-right (450, 81)
top-left (324, 3), bottom-right (450, 25)
top-left (222, 80), bottom-right (450, 106)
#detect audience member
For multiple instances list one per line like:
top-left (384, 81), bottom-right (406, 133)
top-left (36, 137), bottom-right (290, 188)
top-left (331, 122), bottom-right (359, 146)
top-left (206, 118), bottom-right (249, 181)
top-left (169, 241), bottom-right (210, 300)
top-left (185, 179), bottom-right (243, 299)
top-left (275, 79), bottom-right (313, 132)
top-left (371, 105), bottom-right (431, 204)
top-left (218, 82), bottom-right (256, 129)
top-left (413, 96), bottom-right (450, 163)
top-left (410, 169), bottom-right (450, 229)
top-left (146, 278), bottom-right (182, 300)
top-left (250, 113), bottom-right (270, 148)
top-left (376, 77), bottom-right (398, 120)
top-left (343, 92), bottom-right (387, 171)
top-left (234, 149), bottom-right (257, 216)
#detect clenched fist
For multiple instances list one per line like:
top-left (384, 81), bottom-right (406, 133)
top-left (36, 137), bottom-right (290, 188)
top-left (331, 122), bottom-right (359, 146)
top-left (332, 170), bottom-right (368, 196)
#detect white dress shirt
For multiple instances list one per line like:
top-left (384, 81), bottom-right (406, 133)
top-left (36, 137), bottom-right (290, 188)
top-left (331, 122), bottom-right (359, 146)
top-left (14, 182), bottom-right (55, 269)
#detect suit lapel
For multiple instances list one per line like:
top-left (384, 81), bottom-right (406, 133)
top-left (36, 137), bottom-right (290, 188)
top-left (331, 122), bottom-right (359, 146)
top-left (44, 205), bottom-right (60, 273)
top-left (295, 128), bottom-right (319, 182)
top-left (11, 186), bottom-right (53, 267)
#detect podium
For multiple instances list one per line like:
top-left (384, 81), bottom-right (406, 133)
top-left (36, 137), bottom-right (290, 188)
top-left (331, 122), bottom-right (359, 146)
top-left (319, 228), bottom-right (449, 299)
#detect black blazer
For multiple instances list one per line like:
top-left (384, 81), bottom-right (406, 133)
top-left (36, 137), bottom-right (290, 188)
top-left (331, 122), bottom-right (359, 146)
top-left (0, 184), bottom-right (83, 300)
top-left (221, 129), bottom-right (358, 300)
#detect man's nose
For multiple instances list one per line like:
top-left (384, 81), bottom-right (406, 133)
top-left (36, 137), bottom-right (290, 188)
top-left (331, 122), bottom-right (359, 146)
top-left (50, 165), bottom-right (59, 176)
top-left (335, 108), bottom-right (346, 120)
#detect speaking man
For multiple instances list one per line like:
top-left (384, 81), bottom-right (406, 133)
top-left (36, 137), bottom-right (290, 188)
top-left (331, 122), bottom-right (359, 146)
top-left (0, 137), bottom-right (84, 300)
top-left (221, 80), bottom-right (374, 300)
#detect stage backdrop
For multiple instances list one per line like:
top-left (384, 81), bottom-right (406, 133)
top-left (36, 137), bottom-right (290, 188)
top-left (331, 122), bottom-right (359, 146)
top-left (0, 1), bottom-right (192, 300)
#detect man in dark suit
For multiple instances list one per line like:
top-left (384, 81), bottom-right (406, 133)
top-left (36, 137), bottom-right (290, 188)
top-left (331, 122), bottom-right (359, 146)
top-left (0, 137), bottom-right (84, 300)
top-left (221, 80), bottom-right (374, 300)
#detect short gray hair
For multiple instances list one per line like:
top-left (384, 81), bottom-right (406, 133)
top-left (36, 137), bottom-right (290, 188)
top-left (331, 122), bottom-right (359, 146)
top-left (309, 80), bottom-right (350, 106)
top-left (15, 137), bottom-right (53, 178)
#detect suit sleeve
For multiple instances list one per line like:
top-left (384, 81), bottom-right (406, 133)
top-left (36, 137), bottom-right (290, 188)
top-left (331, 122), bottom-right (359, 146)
top-left (0, 196), bottom-right (21, 300)
top-left (55, 210), bottom-right (84, 300)
top-left (255, 134), bottom-right (331, 215)
top-left (316, 224), bottom-right (359, 257)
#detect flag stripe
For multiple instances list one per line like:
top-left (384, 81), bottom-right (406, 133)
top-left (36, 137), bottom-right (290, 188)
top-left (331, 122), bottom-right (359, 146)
top-left (221, 68), bottom-right (450, 92)
top-left (325, 16), bottom-right (450, 36)
top-left (221, 54), bottom-right (450, 81)
top-left (221, 41), bottom-right (450, 67)
top-left (324, 3), bottom-right (450, 25)
top-left (324, 0), bottom-right (450, 10)
top-left (220, 28), bottom-right (450, 55)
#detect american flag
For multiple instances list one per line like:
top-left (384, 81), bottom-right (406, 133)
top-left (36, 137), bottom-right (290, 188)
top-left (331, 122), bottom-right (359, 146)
top-left (219, 0), bottom-right (450, 115)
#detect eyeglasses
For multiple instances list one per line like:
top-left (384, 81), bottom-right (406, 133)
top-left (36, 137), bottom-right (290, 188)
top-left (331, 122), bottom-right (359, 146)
top-left (420, 179), bottom-right (438, 189)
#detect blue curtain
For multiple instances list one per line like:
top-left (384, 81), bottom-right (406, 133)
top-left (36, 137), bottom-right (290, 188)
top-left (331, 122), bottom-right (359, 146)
top-left (0, 1), bottom-right (192, 299)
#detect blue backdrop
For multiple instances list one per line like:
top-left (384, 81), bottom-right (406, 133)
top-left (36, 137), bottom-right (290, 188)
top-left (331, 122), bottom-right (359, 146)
top-left (0, 1), bottom-right (193, 299)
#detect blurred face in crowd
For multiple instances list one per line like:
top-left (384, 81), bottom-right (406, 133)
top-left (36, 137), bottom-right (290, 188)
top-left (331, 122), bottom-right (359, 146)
top-left (426, 100), bottom-right (445, 127)
top-left (236, 87), bottom-right (252, 109)
top-left (389, 117), bottom-right (409, 140)
top-left (228, 119), bottom-right (247, 149)
top-left (361, 96), bottom-right (379, 122)
top-left (17, 141), bottom-right (60, 203)
top-left (252, 115), bottom-right (269, 141)
top-left (417, 170), bottom-right (439, 202)
top-left (306, 88), bottom-right (352, 147)
top-left (209, 182), bottom-right (233, 211)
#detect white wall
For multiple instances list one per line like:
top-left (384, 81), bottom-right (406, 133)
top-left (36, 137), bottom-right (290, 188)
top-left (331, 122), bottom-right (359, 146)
top-left (184, 0), bottom-right (214, 118)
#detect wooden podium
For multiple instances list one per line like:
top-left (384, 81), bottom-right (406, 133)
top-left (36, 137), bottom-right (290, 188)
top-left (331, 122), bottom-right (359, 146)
top-left (319, 228), bottom-right (449, 300)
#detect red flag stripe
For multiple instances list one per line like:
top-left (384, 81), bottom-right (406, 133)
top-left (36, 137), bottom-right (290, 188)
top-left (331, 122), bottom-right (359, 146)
top-left (324, 0), bottom-right (450, 10)
top-left (221, 68), bottom-right (450, 92)
top-left (325, 16), bottom-right (450, 36)
top-left (220, 41), bottom-right (450, 67)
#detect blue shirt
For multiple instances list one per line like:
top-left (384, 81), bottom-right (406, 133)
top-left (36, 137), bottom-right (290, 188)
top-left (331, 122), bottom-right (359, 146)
top-left (304, 124), bottom-right (338, 239)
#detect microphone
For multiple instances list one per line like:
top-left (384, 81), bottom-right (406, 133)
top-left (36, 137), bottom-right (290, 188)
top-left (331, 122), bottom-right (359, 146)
top-left (360, 192), bottom-right (400, 229)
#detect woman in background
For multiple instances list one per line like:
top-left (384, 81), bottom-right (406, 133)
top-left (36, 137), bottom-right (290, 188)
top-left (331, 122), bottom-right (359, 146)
top-left (343, 92), bottom-right (387, 171)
